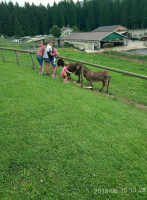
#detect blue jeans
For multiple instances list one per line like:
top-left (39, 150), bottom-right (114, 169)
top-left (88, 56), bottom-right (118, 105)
top-left (37, 56), bottom-right (43, 66)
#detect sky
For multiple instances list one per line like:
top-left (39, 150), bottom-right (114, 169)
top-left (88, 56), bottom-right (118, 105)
top-left (0, 0), bottom-right (78, 7)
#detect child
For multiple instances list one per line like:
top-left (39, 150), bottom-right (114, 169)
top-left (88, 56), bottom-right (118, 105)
top-left (61, 63), bottom-right (72, 83)
top-left (53, 48), bottom-right (58, 57)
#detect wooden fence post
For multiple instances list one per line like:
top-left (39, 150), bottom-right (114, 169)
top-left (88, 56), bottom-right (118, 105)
top-left (15, 51), bottom-right (20, 66)
top-left (81, 64), bottom-right (84, 87)
top-left (30, 53), bottom-right (35, 70)
top-left (1, 49), bottom-right (5, 62)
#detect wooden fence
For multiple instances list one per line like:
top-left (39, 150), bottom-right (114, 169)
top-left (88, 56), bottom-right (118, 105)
top-left (0, 47), bottom-right (147, 83)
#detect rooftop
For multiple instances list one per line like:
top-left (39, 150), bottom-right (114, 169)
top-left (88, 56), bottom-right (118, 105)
top-left (63, 32), bottom-right (112, 41)
top-left (61, 26), bottom-right (73, 32)
top-left (92, 25), bottom-right (127, 32)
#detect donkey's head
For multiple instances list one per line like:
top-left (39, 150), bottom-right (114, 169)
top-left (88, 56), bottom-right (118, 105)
top-left (57, 57), bottom-right (64, 67)
top-left (75, 65), bottom-right (82, 75)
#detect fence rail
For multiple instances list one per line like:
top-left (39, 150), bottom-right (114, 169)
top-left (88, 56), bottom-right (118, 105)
top-left (0, 47), bottom-right (147, 80)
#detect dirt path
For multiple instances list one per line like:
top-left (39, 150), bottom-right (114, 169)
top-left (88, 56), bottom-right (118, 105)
top-left (99, 52), bottom-right (147, 64)
top-left (100, 40), bottom-right (147, 52)
top-left (73, 81), bottom-right (147, 111)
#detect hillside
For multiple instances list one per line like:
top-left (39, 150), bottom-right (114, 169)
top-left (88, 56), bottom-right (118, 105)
top-left (0, 60), bottom-right (147, 199)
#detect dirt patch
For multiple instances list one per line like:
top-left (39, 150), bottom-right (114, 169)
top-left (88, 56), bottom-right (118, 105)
top-left (73, 81), bottom-right (147, 111)
top-left (107, 94), bottom-right (147, 111)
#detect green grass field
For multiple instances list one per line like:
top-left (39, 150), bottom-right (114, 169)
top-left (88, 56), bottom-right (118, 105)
top-left (1, 48), bottom-right (147, 105)
top-left (0, 49), bottom-right (147, 200)
top-left (103, 50), bottom-right (147, 63)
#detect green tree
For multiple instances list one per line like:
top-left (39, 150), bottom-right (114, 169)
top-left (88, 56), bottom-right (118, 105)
top-left (72, 25), bottom-right (79, 32)
top-left (51, 2), bottom-right (59, 26)
top-left (38, 4), bottom-right (48, 35)
top-left (56, 2), bottom-right (65, 28)
top-left (49, 25), bottom-right (61, 38)
top-left (112, 0), bottom-right (121, 25)
top-left (86, 1), bottom-right (95, 31)
top-left (140, 0), bottom-right (147, 28)
top-left (14, 17), bottom-right (23, 36)
top-left (0, 2), bottom-right (13, 36)
top-left (99, 0), bottom-right (111, 26)
top-left (129, 0), bottom-right (139, 29)
top-left (75, 1), bottom-right (82, 30)
top-left (120, 0), bottom-right (129, 28)
top-left (7, 1), bottom-right (15, 36)
top-left (47, 4), bottom-right (53, 34)
top-left (66, 0), bottom-right (77, 27)
top-left (93, 0), bottom-right (101, 28)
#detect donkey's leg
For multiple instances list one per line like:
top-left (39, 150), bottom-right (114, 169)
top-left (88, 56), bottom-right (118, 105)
top-left (90, 81), bottom-right (93, 90)
top-left (78, 75), bottom-right (80, 83)
top-left (99, 81), bottom-right (105, 92)
top-left (106, 77), bottom-right (111, 93)
top-left (106, 80), bottom-right (109, 93)
top-left (67, 73), bottom-right (71, 80)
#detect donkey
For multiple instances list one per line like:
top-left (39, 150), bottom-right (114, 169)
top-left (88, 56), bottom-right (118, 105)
top-left (57, 57), bottom-right (82, 82)
top-left (75, 66), bottom-right (111, 93)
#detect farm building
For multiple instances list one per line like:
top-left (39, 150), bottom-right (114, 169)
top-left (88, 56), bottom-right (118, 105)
top-left (128, 29), bottom-right (147, 41)
top-left (61, 31), bottom-right (127, 51)
top-left (61, 26), bottom-right (73, 38)
top-left (27, 37), bottom-right (46, 46)
top-left (23, 36), bottom-right (49, 51)
top-left (93, 25), bottom-right (128, 36)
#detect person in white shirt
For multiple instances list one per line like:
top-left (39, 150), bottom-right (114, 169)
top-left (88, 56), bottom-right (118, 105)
top-left (43, 39), bottom-right (58, 77)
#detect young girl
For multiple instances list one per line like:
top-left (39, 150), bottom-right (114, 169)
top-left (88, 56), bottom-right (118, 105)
top-left (61, 63), bottom-right (72, 83)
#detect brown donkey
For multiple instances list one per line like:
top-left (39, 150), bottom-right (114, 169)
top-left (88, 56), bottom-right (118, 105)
top-left (75, 66), bottom-right (111, 93)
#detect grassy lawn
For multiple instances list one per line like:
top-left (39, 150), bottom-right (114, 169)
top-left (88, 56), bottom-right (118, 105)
top-left (0, 61), bottom-right (147, 200)
top-left (103, 50), bottom-right (147, 63)
top-left (0, 37), bottom-right (21, 49)
top-left (1, 48), bottom-right (147, 105)
top-left (58, 48), bottom-right (147, 105)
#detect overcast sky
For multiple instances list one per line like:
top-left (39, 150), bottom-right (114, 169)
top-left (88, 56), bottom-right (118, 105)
top-left (0, 0), bottom-right (78, 7)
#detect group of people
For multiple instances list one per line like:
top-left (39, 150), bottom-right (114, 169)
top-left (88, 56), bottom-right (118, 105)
top-left (36, 39), bottom-right (71, 83)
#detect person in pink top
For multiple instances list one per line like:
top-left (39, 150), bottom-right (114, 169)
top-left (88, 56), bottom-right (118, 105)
top-left (53, 48), bottom-right (58, 57)
top-left (36, 44), bottom-right (46, 74)
top-left (61, 63), bottom-right (72, 83)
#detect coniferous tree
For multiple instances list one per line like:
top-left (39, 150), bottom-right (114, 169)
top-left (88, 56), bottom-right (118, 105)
top-left (66, 0), bottom-right (77, 27)
top-left (75, 1), bottom-right (82, 30)
top-left (140, 0), bottom-right (147, 28)
top-left (47, 4), bottom-right (53, 34)
top-left (51, 2), bottom-right (59, 27)
top-left (0, 0), bottom-right (147, 37)
top-left (38, 4), bottom-right (48, 35)
top-left (57, 2), bottom-right (65, 28)
top-left (112, 0), bottom-right (121, 25)
top-left (99, 0), bottom-right (112, 26)
top-left (23, 2), bottom-right (33, 35)
top-left (92, 0), bottom-right (101, 28)
top-left (14, 17), bottom-right (23, 36)
top-left (7, 1), bottom-right (15, 36)
top-left (129, 0), bottom-right (139, 29)
top-left (0, 2), bottom-right (13, 36)
top-left (86, 1), bottom-right (95, 31)
top-left (120, 0), bottom-right (129, 28)
top-left (81, 0), bottom-right (89, 31)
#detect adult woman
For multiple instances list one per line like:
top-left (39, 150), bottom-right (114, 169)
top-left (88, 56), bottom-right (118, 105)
top-left (36, 43), bottom-right (46, 74)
